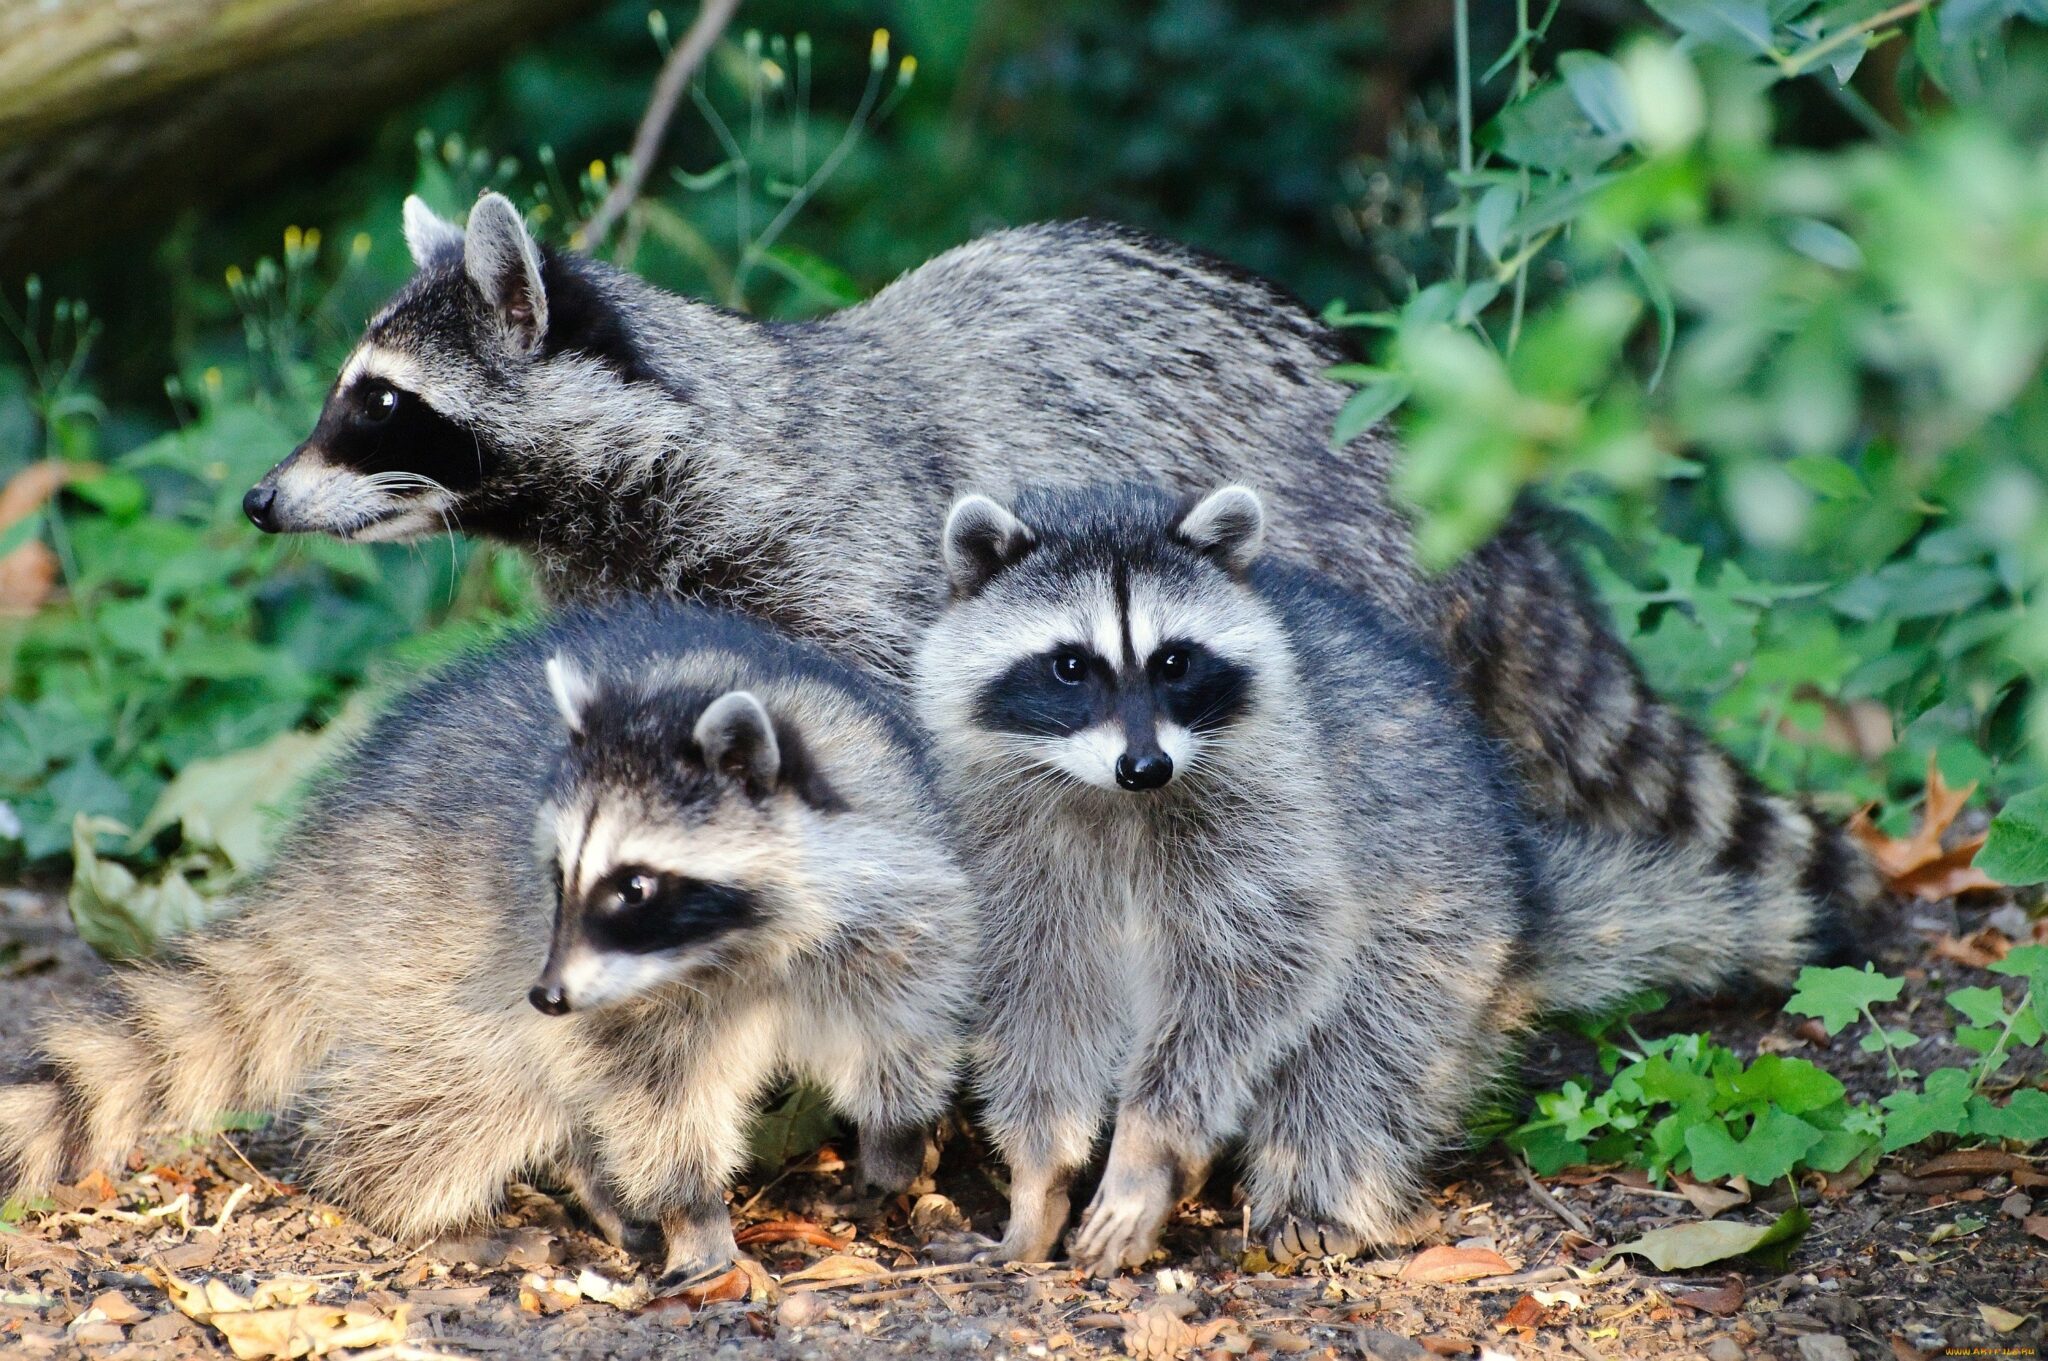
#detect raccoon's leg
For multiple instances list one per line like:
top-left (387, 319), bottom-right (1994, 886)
top-left (1239, 951), bottom-right (1501, 1266)
top-left (299, 1043), bottom-right (575, 1244)
top-left (1068, 884), bottom-right (1350, 1275)
top-left (556, 1154), bottom-right (664, 1258)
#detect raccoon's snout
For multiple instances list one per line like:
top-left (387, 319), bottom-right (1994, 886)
top-left (243, 483), bottom-right (279, 532)
top-left (529, 983), bottom-right (571, 1015)
top-left (1115, 751), bottom-right (1173, 791)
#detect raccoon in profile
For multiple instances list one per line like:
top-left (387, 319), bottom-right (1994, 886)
top-left (914, 483), bottom-right (1841, 1272)
top-left (0, 603), bottom-right (975, 1282)
top-left (241, 193), bottom-right (1873, 939)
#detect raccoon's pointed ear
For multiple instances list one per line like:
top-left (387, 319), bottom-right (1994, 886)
top-left (942, 495), bottom-right (1037, 598)
top-left (465, 192), bottom-right (549, 354)
top-left (402, 196), bottom-right (465, 268)
top-left (694, 691), bottom-right (782, 798)
top-left (545, 653), bottom-right (596, 737)
top-left (1176, 485), bottom-right (1266, 574)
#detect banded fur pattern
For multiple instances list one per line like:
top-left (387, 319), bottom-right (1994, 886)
top-left (0, 602), bottom-right (975, 1281)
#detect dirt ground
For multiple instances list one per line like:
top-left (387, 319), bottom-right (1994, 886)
top-left (2, 884), bottom-right (2043, 1361)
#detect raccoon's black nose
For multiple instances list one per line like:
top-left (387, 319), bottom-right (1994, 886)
top-left (529, 983), bottom-right (571, 1016)
top-left (243, 484), bottom-right (279, 532)
top-left (1115, 752), bottom-right (1173, 791)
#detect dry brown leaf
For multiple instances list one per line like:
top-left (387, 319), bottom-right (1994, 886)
top-left (1979, 1304), bottom-right (2030, 1333)
top-left (84, 1289), bottom-right (148, 1326)
top-left (1673, 1174), bottom-right (1750, 1218)
top-left (1671, 1276), bottom-right (1744, 1316)
top-left (737, 1218), bottom-right (850, 1250)
top-left (673, 1264), bottom-right (750, 1306)
top-left (1419, 1334), bottom-right (1477, 1356)
top-left (777, 1253), bottom-right (886, 1287)
top-left (1497, 1294), bottom-right (1549, 1332)
top-left (1929, 927), bottom-right (2013, 968)
top-left (1120, 1304), bottom-right (1198, 1360)
top-left (2023, 1215), bottom-right (2048, 1242)
top-left (1889, 1337), bottom-right (1931, 1361)
top-left (1398, 1245), bottom-right (1513, 1283)
top-left (1909, 1149), bottom-right (2027, 1179)
top-left (209, 1305), bottom-right (408, 1360)
top-left (0, 461), bottom-right (92, 618)
top-left (1849, 755), bottom-right (2004, 901)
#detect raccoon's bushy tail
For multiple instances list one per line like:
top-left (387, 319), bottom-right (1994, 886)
top-left (0, 915), bottom-right (325, 1198)
top-left (1436, 512), bottom-right (1879, 946)
top-left (1510, 826), bottom-right (1856, 1020)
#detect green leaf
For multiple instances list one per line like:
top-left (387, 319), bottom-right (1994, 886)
top-left (1646, 0), bottom-right (1778, 53)
top-left (1979, 788), bottom-right (2048, 885)
top-left (1685, 1107), bottom-right (1824, 1184)
top-left (1787, 964), bottom-right (1904, 1035)
top-left (746, 1083), bottom-right (841, 1170)
top-left (1599, 1203), bottom-right (1809, 1272)
top-left (1963, 1089), bottom-right (2048, 1142)
top-left (66, 815), bottom-right (223, 962)
top-left (1331, 378), bottom-right (1411, 447)
top-left (1880, 1068), bottom-right (1976, 1152)
top-left (1784, 455), bottom-right (1869, 501)
top-left (1557, 51), bottom-right (1635, 140)
top-left (1474, 185), bottom-right (1518, 262)
top-left (1949, 986), bottom-right (2011, 1029)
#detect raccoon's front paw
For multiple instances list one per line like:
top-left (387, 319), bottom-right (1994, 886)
top-left (1264, 1217), bottom-right (1362, 1267)
top-left (1067, 1168), bottom-right (1174, 1276)
top-left (858, 1122), bottom-right (940, 1196)
top-left (655, 1208), bottom-right (740, 1293)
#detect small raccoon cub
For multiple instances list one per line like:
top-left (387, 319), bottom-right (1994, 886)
top-left (1, 603), bottom-right (974, 1284)
top-left (915, 484), bottom-right (1838, 1272)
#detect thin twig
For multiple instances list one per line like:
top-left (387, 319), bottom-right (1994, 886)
top-left (580, 0), bottom-right (745, 248)
top-left (1518, 1158), bottom-right (1596, 1239)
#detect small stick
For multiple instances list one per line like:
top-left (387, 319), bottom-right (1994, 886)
top-left (580, 0), bottom-right (745, 247)
top-left (786, 1262), bottom-right (998, 1293)
top-left (1519, 1158), bottom-right (1596, 1240)
top-left (204, 1181), bottom-right (253, 1235)
top-left (218, 1131), bottom-right (284, 1196)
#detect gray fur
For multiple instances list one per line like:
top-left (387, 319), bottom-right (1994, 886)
top-left (913, 485), bottom-right (1836, 1273)
top-left (0, 603), bottom-right (974, 1282)
top-left (251, 195), bottom-right (1873, 954)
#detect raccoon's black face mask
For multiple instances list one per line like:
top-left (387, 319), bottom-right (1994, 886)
top-left (932, 486), bottom-right (1265, 794)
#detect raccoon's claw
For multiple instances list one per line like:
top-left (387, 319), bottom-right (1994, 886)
top-left (1264, 1217), bottom-right (1363, 1267)
top-left (1068, 1180), bottom-right (1173, 1276)
top-left (652, 1257), bottom-right (740, 1297)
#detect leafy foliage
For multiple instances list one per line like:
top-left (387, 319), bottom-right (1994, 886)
top-left (1513, 956), bottom-right (2048, 1184)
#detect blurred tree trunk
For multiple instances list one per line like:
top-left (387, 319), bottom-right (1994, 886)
top-left (0, 0), bottom-right (605, 273)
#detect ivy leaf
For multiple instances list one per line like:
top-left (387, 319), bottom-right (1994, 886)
top-left (1979, 788), bottom-right (2048, 885)
top-left (1880, 1068), bottom-right (1976, 1151)
top-left (1685, 1107), bottom-right (1825, 1184)
top-left (1949, 986), bottom-right (2010, 1028)
top-left (1787, 964), bottom-right (1905, 1035)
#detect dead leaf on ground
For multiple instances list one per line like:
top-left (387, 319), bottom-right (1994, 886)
top-left (736, 1218), bottom-right (849, 1250)
top-left (1498, 1293), bottom-right (1550, 1331)
top-left (2022, 1215), bottom-right (2048, 1243)
top-left (777, 1253), bottom-right (886, 1287)
top-left (1929, 927), bottom-right (2013, 968)
top-left (152, 1270), bottom-right (404, 1360)
top-left (1673, 1174), bottom-right (1750, 1218)
top-left (1849, 756), bottom-right (2003, 901)
top-left (1398, 1245), bottom-right (1513, 1283)
top-left (1979, 1304), bottom-right (2030, 1333)
top-left (1909, 1149), bottom-right (2027, 1179)
top-left (1671, 1276), bottom-right (1744, 1316)
top-left (1119, 1304), bottom-right (1199, 1360)
top-left (1420, 1334), bottom-right (1477, 1356)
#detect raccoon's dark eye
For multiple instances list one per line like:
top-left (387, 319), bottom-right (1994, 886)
top-left (617, 871), bottom-right (660, 907)
top-left (360, 383), bottom-right (401, 425)
top-left (1051, 652), bottom-right (1087, 686)
top-left (1155, 650), bottom-right (1190, 682)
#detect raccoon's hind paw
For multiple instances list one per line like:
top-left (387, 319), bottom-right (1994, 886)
top-left (1264, 1217), bottom-right (1362, 1267)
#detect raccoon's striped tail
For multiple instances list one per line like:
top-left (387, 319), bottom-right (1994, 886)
top-left (0, 916), bottom-right (325, 1199)
top-left (1436, 511), bottom-right (1879, 947)
top-left (1509, 826), bottom-right (1859, 1021)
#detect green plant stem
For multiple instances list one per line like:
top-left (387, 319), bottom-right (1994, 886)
top-left (1453, 0), bottom-right (1473, 286)
top-left (1967, 989), bottom-right (2030, 1090)
top-left (1778, 0), bottom-right (1935, 78)
top-left (1861, 1001), bottom-right (1910, 1083)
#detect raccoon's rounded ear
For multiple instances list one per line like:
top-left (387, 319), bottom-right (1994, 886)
top-left (402, 196), bottom-right (465, 269)
top-left (694, 691), bottom-right (782, 798)
top-left (545, 653), bottom-right (596, 738)
top-left (465, 192), bottom-right (550, 355)
top-left (1176, 485), bottom-right (1266, 575)
top-left (942, 495), bottom-right (1037, 598)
